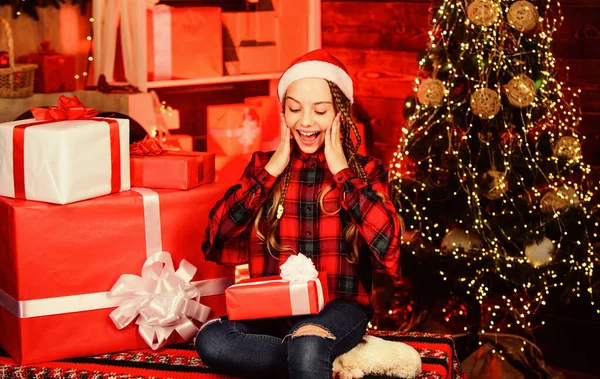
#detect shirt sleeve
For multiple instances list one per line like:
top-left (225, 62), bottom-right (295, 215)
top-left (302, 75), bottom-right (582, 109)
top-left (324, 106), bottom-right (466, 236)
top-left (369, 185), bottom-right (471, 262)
top-left (202, 152), bottom-right (277, 265)
top-left (333, 157), bottom-right (402, 277)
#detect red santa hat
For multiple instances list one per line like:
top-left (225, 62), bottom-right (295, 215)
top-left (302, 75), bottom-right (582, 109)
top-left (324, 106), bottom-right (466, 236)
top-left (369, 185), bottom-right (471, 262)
top-left (278, 49), bottom-right (354, 104)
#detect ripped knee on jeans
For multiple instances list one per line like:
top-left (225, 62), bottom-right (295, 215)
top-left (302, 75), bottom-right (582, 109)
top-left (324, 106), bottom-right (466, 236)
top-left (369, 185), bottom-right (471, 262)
top-left (291, 324), bottom-right (336, 340)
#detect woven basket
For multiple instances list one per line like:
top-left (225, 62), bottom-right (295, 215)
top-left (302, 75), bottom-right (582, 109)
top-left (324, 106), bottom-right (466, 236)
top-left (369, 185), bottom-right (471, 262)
top-left (0, 17), bottom-right (37, 97)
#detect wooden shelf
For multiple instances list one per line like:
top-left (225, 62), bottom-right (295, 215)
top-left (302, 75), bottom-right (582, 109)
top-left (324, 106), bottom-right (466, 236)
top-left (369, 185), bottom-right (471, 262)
top-left (146, 72), bottom-right (283, 89)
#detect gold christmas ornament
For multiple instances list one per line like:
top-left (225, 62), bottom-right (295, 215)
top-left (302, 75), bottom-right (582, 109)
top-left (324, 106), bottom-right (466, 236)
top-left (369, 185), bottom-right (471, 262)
top-left (540, 186), bottom-right (580, 213)
top-left (525, 237), bottom-right (555, 267)
top-left (506, 74), bottom-right (537, 108)
top-left (470, 88), bottom-right (501, 119)
top-left (507, 1), bottom-right (539, 33)
top-left (553, 136), bottom-right (582, 161)
top-left (480, 169), bottom-right (508, 200)
top-left (417, 78), bottom-right (446, 106)
top-left (441, 229), bottom-right (483, 252)
top-left (467, 0), bottom-right (501, 27)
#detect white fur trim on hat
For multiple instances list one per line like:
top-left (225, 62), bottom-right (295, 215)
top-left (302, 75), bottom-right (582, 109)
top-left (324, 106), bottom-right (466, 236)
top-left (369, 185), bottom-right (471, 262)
top-left (278, 60), bottom-right (354, 103)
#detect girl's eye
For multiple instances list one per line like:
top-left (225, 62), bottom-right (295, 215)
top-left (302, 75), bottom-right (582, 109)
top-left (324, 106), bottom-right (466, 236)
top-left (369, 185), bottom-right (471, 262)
top-left (315, 110), bottom-right (327, 116)
top-left (288, 108), bottom-right (301, 113)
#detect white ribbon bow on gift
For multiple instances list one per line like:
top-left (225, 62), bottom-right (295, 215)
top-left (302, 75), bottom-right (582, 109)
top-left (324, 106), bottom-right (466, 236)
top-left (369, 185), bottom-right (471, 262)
top-left (279, 253), bottom-right (325, 314)
top-left (109, 251), bottom-right (212, 350)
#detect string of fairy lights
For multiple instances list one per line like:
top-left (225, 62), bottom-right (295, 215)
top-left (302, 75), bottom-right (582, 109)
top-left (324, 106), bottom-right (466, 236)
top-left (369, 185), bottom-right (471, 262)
top-left (388, 0), bottom-right (599, 349)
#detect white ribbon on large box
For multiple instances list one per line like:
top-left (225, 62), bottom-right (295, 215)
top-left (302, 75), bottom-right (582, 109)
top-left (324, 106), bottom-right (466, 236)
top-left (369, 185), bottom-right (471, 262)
top-left (0, 187), bottom-right (233, 350)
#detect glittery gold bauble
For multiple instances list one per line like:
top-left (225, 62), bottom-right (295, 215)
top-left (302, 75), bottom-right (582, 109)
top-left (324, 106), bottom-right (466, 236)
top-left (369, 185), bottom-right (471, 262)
top-left (417, 78), bottom-right (446, 106)
top-left (525, 237), bottom-right (555, 267)
top-left (467, 0), bottom-right (500, 27)
top-left (540, 186), bottom-right (580, 213)
top-left (441, 229), bottom-right (483, 252)
top-left (506, 74), bottom-right (537, 108)
top-left (507, 1), bottom-right (539, 33)
top-left (480, 169), bottom-right (508, 200)
top-left (470, 88), bottom-right (501, 119)
top-left (553, 136), bottom-right (582, 161)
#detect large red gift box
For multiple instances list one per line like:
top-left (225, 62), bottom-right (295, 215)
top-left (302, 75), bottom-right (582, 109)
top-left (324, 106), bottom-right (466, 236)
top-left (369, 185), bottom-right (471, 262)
top-left (130, 151), bottom-right (215, 190)
top-left (0, 183), bottom-right (234, 364)
top-left (17, 42), bottom-right (76, 93)
top-left (225, 272), bottom-right (328, 320)
top-left (147, 6), bottom-right (222, 80)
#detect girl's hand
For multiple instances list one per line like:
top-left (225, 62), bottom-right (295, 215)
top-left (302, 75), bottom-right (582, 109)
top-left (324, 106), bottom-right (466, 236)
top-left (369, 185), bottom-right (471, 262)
top-left (324, 112), bottom-right (349, 175)
top-left (265, 113), bottom-right (292, 177)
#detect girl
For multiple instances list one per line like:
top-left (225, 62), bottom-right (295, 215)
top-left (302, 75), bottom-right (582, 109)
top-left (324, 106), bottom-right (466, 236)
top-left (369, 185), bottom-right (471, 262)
top-left (196, 49), bottom-right (402, 379)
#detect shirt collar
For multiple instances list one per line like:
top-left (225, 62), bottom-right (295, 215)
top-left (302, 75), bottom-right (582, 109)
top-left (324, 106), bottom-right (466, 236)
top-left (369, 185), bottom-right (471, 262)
top-left (291, 141), bottom-right (327, 164)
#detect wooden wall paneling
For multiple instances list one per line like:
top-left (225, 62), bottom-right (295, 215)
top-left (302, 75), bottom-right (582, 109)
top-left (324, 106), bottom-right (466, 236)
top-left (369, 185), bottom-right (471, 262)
top-left (322, 1), bottom-right (431, 52)
top-left (558, 59), bottom-right (600, 92)
top-left (325, 47), bottom-right (419, 99)
top-left (552, 2), bottom-right (600, 59)
top-left (355, 96), bottom-right (406, 145)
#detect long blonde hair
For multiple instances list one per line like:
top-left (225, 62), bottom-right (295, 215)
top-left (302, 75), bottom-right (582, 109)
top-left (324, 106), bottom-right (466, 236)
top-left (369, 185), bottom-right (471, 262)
top-left (253, 81), bottom-right (368, 264)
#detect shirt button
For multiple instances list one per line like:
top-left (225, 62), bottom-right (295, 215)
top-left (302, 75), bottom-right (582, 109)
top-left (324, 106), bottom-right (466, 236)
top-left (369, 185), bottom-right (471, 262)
top-left (306, 231), bottom-right (312, 236)
top-left (306, 206), bottom-right (311, 212)
top-left (336, 177), bottom-right (342, 181)
top-left (261, 176), bottom-right (266, 182)
top-left (308, 183), bottom-right (313, 188)
top-left (310, 162), bottom-right (316, 168)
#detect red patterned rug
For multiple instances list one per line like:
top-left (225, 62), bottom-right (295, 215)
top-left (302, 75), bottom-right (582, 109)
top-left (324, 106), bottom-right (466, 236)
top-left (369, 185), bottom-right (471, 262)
top-left (0, 331), bottom-right (466, 379)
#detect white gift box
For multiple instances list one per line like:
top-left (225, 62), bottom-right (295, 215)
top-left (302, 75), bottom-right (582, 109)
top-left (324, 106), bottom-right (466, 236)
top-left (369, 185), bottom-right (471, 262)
top-left (0, 118), bottom-right (130, 204)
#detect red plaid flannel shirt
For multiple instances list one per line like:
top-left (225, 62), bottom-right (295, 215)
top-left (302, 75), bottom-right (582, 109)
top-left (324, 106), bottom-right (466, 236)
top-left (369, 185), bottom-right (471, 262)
top-left (202, 146), bottom-right (401, 308)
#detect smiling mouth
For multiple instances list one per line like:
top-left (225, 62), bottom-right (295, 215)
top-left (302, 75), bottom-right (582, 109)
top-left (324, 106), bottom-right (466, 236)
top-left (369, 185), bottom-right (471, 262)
top-left (297, 130), bottom-right (321, 145)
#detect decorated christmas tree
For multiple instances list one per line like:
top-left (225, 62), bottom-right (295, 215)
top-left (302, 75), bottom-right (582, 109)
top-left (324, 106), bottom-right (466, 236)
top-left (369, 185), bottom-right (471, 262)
top-left (386, 0), bottom-right (599, 340)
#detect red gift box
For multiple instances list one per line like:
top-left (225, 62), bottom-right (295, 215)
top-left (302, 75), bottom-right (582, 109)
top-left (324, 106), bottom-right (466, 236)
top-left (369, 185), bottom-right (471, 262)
top-left (244, 95), bottom-right (280, 147)
top-left (17, 41), bottom-right (76, 93)
top-left (0, 183), bottom-right (235, 364)
top-left (207, 103), bottom-right (262, 156)
top-left (225, 272), bottom-right (328, 320)
top-left (239, 43), bottom-right (278, 74)
top-left (147, 6), bottom-right (222, 80)
top-left (130, 151), bottom-right (215, 190)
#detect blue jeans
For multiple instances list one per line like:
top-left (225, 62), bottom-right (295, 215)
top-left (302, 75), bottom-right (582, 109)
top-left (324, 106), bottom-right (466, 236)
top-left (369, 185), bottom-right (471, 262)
top-left (195, 299), bottom-right (371, 379)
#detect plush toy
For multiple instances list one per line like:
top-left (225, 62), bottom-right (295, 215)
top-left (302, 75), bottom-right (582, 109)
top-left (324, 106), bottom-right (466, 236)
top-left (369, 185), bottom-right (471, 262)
top-left (332, 335), bottom-right (422, 379)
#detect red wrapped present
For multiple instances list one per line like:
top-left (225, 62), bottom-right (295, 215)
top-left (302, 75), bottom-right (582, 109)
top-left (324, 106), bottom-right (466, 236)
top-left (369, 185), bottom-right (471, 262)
top-left (239, 42), bottom-right (278, 74)
top-left (130, 137), bottom-right (215, 190)
top-left (17, 41), bottom-right (76, 93)
top-left (207, 103), bottom-right (261, 156)
top-left (0, 95), bottom-right (130, 205)
top-left (147, 5), bottom-right (222, 80)
top-left (225, 254), bottom-right (328, 320)
top-left (222, 11), bottom-right (275, 47)
top-left (0, 51), bottom-right (8, 68)
top-left (0, 184), bottom-right (235, 364)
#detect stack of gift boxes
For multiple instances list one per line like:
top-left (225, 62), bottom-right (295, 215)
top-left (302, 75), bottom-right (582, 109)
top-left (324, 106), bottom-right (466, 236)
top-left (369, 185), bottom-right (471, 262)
top-left (145, 0), bottom-right (310, 79)
top-left (222, 0), bottom-right (309, 75)
top-left (0, 96), bottom-right (332, 365)
top-left (0, 96), bottom-right (234, 364)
